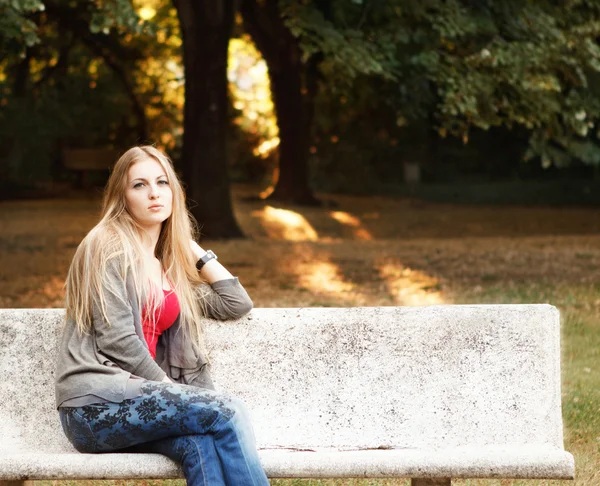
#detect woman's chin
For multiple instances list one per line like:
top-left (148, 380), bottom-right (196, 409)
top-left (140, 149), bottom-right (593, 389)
top-left (138, 217), bottom-right (168, 230)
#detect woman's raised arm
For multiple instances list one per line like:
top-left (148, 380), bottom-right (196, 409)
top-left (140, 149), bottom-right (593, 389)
top-left (190, 240), bottom-right (254, 320)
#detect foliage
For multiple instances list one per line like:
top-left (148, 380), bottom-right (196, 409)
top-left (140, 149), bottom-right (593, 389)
top-left (0, 0), bottom-right (185, 184)
top-left (88, 0), bottom-right (148, 35)
top-left (285, 0), bottom-right (600, 169)
top-left (0, 0), bottom-right (44, 52)
top-left (0, 0), bottom-right (151, 56)
top-left (128, 0), bottom-right (185, 151)
top-left (281, 0), bottom-right (398, 83)
top-left (414, 0), bottom-right (600, 168)
top-left (0, 66), bottom-right (131, 183)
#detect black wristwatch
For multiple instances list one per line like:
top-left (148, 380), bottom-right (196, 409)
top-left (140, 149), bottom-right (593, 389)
top-left (196, 250), bottom-right (218, 271)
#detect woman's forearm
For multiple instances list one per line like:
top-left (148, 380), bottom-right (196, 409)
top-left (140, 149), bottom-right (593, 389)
top-left (198, 255), bottom-right (234, 282)
top-left (190, 240), bottom-right (234, 283)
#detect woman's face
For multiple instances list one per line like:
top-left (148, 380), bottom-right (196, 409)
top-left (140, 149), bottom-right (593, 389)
top-left (124, 157), bottom-right (173, 231)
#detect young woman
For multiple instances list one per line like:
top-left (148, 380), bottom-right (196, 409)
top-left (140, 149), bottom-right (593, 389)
top-left (55, 145), bottom-right (269, 486)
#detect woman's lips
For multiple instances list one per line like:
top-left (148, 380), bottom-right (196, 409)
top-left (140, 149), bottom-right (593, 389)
top-left (148, 205), bottom-right (163, 211)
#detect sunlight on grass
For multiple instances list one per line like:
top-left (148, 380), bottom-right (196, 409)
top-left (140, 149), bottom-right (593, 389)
top-left (272, 243), bottom-right (379, 306)
top-left (284, 244), bottom-right (361, 303)
top-left (299, 260), bottom-right (355, 295)
top-left (329, 211), bottom-right (373, 240)
top-left (377, 262), bottom-right (448, 306)
top-left (252, 206), bottom-right (319, 241)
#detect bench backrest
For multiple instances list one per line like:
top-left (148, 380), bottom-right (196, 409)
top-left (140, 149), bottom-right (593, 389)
top-left (0, 305), bottom-right (565, 454)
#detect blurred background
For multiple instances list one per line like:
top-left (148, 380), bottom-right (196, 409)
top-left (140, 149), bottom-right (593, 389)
top-left (1, 1), bottom-right (599, 485)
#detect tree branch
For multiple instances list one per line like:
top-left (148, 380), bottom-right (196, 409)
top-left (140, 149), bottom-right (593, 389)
top-left (357, 0), bottom-right (374, 30)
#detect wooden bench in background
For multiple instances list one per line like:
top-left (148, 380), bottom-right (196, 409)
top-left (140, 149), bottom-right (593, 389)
top-left (62, 148), bottom-right (120, 188)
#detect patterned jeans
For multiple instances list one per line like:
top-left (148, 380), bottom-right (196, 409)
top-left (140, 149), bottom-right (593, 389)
top-left (58, 381), bottom-right (270, 486)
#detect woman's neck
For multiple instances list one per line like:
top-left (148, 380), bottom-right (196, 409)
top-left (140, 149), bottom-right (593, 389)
top-left (140, 224), bottom-right (162, 259)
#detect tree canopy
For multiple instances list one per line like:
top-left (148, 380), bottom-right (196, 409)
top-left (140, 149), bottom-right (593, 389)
top-left (283, 0), bottom-right (600, 167)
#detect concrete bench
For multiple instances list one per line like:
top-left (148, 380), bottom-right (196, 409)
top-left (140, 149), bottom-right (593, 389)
top-left (0, 305), bottom-right (574, 485)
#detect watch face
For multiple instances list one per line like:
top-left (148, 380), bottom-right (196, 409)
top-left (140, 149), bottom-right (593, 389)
top-left (203, 251), bottom-right (216, 263)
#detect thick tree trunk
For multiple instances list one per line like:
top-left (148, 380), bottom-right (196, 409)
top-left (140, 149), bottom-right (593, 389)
top-left (268, 53), bottom-right (319, 205)
top-left (241, 0), bottom-right (320, 205)
top-left (173, 0), bottom-right (245, 238)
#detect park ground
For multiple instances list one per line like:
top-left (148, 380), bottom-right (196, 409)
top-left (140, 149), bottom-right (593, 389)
top-left (1, 184), bottom-right (599, 486)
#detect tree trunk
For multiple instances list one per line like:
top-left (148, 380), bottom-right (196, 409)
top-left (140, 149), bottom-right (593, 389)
top-left (173, 0), bottom-right (245, 238)
top-left (268, 54), bottom-right (319, 205)
top-left (241, 0), bottom-right (320, 205)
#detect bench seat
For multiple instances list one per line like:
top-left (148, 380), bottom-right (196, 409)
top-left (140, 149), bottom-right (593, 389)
top-left (0, 446), bottom-right (574, 480)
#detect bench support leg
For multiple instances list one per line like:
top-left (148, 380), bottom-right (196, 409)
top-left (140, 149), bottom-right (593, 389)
top-left (411, 479), bottom-right (451, 486)
top-left (0, 482), bottom-right (34, 486)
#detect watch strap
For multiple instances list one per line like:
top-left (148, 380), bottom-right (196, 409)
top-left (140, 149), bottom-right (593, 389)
top-left (196, 250), bottom-right (217, 271)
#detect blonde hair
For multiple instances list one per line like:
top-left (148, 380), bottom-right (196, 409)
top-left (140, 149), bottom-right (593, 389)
top-left (64, 145), bottom-right (209, 350)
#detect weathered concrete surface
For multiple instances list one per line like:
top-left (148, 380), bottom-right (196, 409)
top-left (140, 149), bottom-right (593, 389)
top-left (0, 306), bottom-right (575, 480)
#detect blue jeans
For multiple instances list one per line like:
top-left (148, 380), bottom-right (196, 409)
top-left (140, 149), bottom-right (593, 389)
top-left (58, 381), bottom-right (269, 486)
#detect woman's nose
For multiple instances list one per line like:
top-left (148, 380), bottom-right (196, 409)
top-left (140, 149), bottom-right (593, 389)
top-left (149, 183), bottom-right (159, 198)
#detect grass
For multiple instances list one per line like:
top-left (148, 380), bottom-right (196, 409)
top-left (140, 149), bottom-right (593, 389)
top-left (3, 184), bottom-right (599, 485)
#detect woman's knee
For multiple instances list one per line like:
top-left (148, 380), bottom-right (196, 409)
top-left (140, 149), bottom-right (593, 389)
top-left (217, 396), bottom-right (259, 448)
top-left (226, 395), bottom-right (250, 418)
top-left (224, 395), bottom-right (255, 428)
top-left (204, 394), bottom-right (254, 434)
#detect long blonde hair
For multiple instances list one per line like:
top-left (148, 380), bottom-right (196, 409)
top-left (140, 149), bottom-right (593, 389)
top-left (64, 145), bottom-right (209, 350)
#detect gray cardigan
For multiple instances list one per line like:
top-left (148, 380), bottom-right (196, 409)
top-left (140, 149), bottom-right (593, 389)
top-left (54, 258), bottom-right (253, 408)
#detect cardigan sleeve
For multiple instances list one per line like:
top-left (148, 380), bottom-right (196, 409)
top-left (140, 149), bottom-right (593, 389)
top-left (92, 258), bottom-right (166, 382)
top-left (199, 277), bottom-right (254, 320)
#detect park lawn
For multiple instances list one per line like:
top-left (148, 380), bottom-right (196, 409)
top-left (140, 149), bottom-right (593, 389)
top-left (1, 185), bottom-right (598, 486)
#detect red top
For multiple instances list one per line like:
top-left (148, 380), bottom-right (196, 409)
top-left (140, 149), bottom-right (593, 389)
top-left (142, 287), bottom-right (180, 359)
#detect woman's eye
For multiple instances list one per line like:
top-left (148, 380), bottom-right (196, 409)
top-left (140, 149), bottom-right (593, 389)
top-left (133, 182), bottom-right (144, 188)
top-left (158, 180), bottom-right (169, 185)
